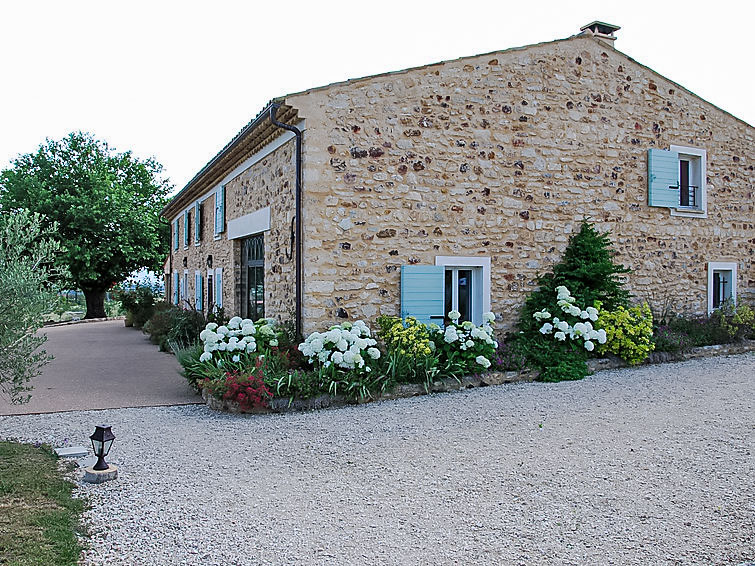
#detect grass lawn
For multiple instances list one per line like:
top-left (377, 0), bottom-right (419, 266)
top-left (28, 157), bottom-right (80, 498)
top-left (0, 441), bottom-right (86, 565)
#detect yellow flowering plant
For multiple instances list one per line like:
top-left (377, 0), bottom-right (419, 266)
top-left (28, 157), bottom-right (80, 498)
top-left (595, 301), bottom-right (654, 365)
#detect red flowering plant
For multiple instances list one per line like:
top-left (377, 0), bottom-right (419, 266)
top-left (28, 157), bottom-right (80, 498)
top-left (200, 358), bottom-right (272, 411)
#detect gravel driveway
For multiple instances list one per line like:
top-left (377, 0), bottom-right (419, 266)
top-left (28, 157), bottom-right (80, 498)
top-left (1, 353), bottom-right (753, 565)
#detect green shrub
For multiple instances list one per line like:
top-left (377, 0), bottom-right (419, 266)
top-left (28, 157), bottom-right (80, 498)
top-left (596, 302), bottom-right (654, 365)
top-left (653, 326), bottom-right (692, 353)
top-left (518, 221), bottom-right (630, 338)
top-left (514, 221), bottom-right (631, 382)
top-left (118, 284), bottom-right (158, 327)
top-left (376, 315), bottom-right (439, 387)
top-left (427, 312), bottom-right (498, 376)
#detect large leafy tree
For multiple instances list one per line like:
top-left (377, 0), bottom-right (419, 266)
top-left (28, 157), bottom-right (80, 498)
top-left (0, 132), bottom-right (172, 318)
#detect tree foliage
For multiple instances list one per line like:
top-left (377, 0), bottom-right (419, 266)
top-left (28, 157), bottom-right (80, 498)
top-left (0, 132), bottom-right (172, 318)
top-left (518, 221), bottom-right (630, 336)
top-left (0, 210), bottom-right (63, 404)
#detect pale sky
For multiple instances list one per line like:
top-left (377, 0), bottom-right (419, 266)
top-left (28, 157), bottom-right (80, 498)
top-left (1, 0), bottom-right (752, 194)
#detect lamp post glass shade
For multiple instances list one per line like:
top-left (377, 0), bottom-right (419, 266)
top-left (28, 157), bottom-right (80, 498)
top-left (90, 425), bottom-right (115, 471)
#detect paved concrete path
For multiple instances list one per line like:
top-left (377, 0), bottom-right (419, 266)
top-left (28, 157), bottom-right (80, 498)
top-left (0, 320), bottom-right (200, 415)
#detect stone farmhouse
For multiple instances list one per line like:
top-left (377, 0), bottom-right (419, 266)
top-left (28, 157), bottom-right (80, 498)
top-left (162, 22), bottom-right (754, 337)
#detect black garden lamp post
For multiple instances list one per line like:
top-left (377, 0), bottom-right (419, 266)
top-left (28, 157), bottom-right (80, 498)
top-left (90, 425), bottom-right (115, 471)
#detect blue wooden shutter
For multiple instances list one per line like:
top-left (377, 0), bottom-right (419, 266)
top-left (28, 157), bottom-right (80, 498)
top-left (173, 220), bottom-right (179, 250)
top-left (194, 202), bottom-right (201, 243)
top-left (400, 265), bottom-right (445, 326)
top-left (215, 269), bottom-right (222, 308)
top-left (648, 148), bottom-right (680, 207)
top-left (172, 271), bottom-right (179, 304)
top-left (219, 186), bottom-right (225, 233)
top-left (183, 211), bottom-right (189, 246)
top-left (195, 272), bottom-right (203, 311)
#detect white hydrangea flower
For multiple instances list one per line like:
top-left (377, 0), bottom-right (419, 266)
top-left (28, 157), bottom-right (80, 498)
top-left (232, 354), bottom-right (240, 362)
top-left (572, 322), bottom-right (587, 337)
top-left (580, 310), bottom-right (590, 320)
top-left (269, 339), bottom-right (279, 347)
top-left (462, 321), bottom-right (475, 331)
top-left (463, 340), bottom-right (473, 348)
top-left (317, 350), bottom-right (329, 363)
top-left (556, 285), bottom-right (570, 300)
top-left (199, 329), bottom-right (211, 341)
top-left (199, 352), bottom-right (212, 362)
top-left (246, 342), bottom-right (257, 353)
top-left (483, 312), bottom-right (496, 323)
top-left (533, 309), bottom-right (552, 321)
top-left (539, 322), bottom-right (554, 334)
top-left (556, 321), bottom-right (569, 332)
top-left (342, 351), bottom-right (355, 366)
top-left (475, 355), bottom-right (491, 369)
top-left (205, 322), bottom-right (218, 331)
top-left (325, 329), bottom-right (341, 344)
top-left (216, 326), bottom-right (229, 336)
top-left (354, 338), bottom-right (369, 350)
top-left (367, 347), bottom-right (380, 359)
top-left (448, 310), bottom-right (461, 321)
top-left (554, 331), bottom-right (567, 341)
top-left (568, 305), bottom-right (582, 317)
top-left (336, 338), bottom-right (349, 352)
top-left (228, 316), bottom-right (242, 330)
top-left (310, 338), bottom-right (324, 354)
top-left (586, 306), bottom-right (599, 321)
top-left (331, 351), bottom-right (344, 365)
top-left (241, 323), bottom-right (255, 336)
top-left (216, 342), bottom-right (227, 351)
top-left (353, 353), bottom-right (364, 368)
top-left (444, 326), bottom-right (458, 343)
top-left (596, 329), bottom-right (607, 344)
top-left (584, 340), bottom-right (595, 352)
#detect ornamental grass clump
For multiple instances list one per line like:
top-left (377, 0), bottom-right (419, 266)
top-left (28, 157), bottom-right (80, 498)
top-left (428, 311), bottom-right (498, 375)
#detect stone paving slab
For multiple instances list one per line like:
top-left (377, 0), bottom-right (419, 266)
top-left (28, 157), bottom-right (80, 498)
top-left (0, 320), bottom-right (200, 416)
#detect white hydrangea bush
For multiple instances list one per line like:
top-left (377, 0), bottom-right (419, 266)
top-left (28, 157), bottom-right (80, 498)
top-left (198, 316), bottom-right (281, 366)
top-left (533, 286), bottom-right (607, 352)
top-left (298, 320), bottom-right (381, 374)
top-left (428, 311), bottom-right (498, 371)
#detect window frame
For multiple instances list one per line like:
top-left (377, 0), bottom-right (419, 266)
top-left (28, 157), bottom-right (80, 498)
top-left (707, 261), bottom-right (737, 314)
top-left (434, 256), bottom-right (491, 326)
top-left (670, 145), bottom-right (707, 218)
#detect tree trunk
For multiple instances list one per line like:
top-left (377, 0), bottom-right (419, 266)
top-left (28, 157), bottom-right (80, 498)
top-left (83, 288), bottom-right (107, 319)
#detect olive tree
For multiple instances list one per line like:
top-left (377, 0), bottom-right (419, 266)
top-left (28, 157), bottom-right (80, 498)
top-left (0, 132), bottom-right (171, 318)
top-left (0, 210), bottom-right (63, 403)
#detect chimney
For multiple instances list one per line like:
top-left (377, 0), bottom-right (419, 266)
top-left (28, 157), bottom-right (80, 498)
top-left (579, 21), bottom-right (621, 48)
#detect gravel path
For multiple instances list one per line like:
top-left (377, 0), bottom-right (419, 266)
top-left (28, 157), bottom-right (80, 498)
top-left (2, 353), bottom-right (753, 565)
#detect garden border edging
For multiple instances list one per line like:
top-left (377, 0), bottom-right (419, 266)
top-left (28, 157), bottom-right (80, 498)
top-left (201, 340), bottom-right (755, 415)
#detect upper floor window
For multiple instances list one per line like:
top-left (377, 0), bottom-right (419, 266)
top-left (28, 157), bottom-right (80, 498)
top-left (647, 146), bottom-right (707, 217)
top-left (214, 186), bottom-right (225, 236)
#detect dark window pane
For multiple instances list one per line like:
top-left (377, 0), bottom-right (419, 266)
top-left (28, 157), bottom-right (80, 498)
top-left (680, 159), bottom-right (690, 206)
top-left (458, 269), bottom-right (472, 322)
top-left (241, 234), bottom-right (264, 319)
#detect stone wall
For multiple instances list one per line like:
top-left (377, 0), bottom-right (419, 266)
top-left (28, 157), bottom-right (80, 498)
top-left (287, 35), bottom-right (754, 334)
top-left (169, 138), bottom-right (296, 322)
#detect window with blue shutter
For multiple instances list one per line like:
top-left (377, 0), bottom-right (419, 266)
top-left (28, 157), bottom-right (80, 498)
top-left (183, 211), bottom-right (189, 247)
top-left (195, 271), bottom-right (203, 311)
top-left (400, 265), bottom-right (445, 327)
top-left (214, 186), bottom-right (225, 235)
top-left (648, 148), bottom-right (680, 208)
top-left (194, 202), bottom-right (201, 243)
top-left (173, 220), bottom-right (179, 251)
top-left (172, 270), bottom-right (179, 304)
top-left (215, 268), bottom-right (223, 308)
